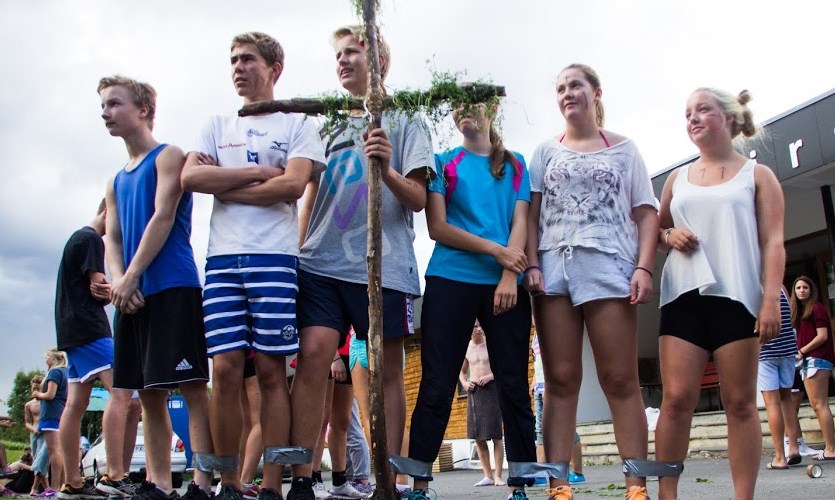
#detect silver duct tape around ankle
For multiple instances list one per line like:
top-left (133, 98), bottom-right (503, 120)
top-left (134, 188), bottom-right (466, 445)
top-left (388, 456), bottom-right (433, 480)
top-left (192, 452), bottom-right (239, 473)
top-left (622, 459), bottom-right (684, 477)
top-left (508, 461), bottom-right (569, 480)
top-left (264, 446), bottom-right (313, 465)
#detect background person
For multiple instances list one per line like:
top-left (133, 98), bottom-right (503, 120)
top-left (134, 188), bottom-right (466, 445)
top-left (654, 88), bottom-right (784, 500)
top-left (790, 276), bottom-right (835, 461)
top-left (33, 349), bottom-right (70, 495)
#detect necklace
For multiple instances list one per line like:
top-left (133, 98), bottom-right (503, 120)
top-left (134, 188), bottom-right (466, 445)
top-left (699, 165), bottom-right (725, 180)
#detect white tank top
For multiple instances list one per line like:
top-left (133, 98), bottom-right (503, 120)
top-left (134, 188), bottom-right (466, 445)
top-left (659, 159), bottom-right (763, 316)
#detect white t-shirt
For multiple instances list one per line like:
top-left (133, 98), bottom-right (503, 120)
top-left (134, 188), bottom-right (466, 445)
top-left (529, 138), bottom-right (657, 262)
top-left (195, 112), bottom-right (326, 258)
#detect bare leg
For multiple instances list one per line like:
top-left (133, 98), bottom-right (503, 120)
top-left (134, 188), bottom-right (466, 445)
top-left (475, 440), bottom-right (493, 481)
top-left (382, 337), bottom-right (406, 483)
top-left (350, 364), bottom-right (371, 447)
top-left (534, 295), bottom-right (584, 489)
top-left (804, 370), bottom-right (835, 456)
top-left (290, 327), bottom-right (340, 480)
top-left (583, 299), bottom-right (647, 490)
top-left (714, 338), bottom-right (761, 500)
top-left (655, 336), bottom-right (709, 500)
top-left (240, 376), bottom-right (263, 485)
top-left (761, 390), bottom-right (788, 467)
top-left (123, 398), bottom-right (142, 474)
top-left (180, 380), bottom-right (213, 491)
top-left (256, 353), bottom-right (291, 494)
top-left (210, 350), bottom-right (246, 489)
top-left (59, 382), bottom-right (93, 486)
top-left (492, 438), bottom-right (505, 485)
top-left (779, 388), bottom-right (800, 457)
top-left (42, 431), bottom-right (64, 490)
top-left (329, 383), bottom-right (354, 473)
top-left (99, 370), bottom-right (131, 480)
top-left (571, 438), bottom-right (583, 474)
top-left (138, 389), bottom-right (173, 490)
top-left (312, 380), bottom-right (334, 476)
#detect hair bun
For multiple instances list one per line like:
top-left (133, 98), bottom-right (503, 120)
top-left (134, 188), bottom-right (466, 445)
top-left (737, 89), bottom-right (752, 106)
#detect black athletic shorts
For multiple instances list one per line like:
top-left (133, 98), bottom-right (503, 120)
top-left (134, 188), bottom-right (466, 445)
top-left (328, 353), bottom-right (353, 385)
top-left (243, 352), bottom-right (256, 379)
top-left (659, 289), bottom-right (757, 352)
top-left (114, 287), bottom-right (209, 390)
top-left (297, 269), bottom-right (414, 344)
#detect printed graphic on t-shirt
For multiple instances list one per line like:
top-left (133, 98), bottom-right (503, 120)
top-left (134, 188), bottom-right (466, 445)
top-left (541, 156), bottom-right (627, 241)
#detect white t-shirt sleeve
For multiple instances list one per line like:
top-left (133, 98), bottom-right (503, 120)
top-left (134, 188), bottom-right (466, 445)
top-left (528, 144), bottom-right (545, 193)
top-left (398, 114), bottom-right (433, 178)
top-left (194, 116), bottom-right (218, 160)
top-left (288, 115), bottom-right (327, 175)
top-left (628, 142), bottom-right (658, 210)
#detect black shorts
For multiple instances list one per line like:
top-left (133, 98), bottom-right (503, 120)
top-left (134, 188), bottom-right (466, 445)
top-left (297, 270), bottom-right (414, 344)
top-left (114, 287), bottom-right (210, 390)
top-left (659, 289), bottom-right (757, 352)
top-left (792, 368), bottom-right (805, 392)
top-left (243, 352), bottom-right (256, 379)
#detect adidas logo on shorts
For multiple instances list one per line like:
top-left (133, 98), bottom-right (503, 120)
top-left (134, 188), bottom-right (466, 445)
top-left (175, 359), bottom-right (193, 371)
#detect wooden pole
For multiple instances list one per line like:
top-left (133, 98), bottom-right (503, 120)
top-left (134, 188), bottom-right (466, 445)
top-left (238, 84), bottom-right (506, 116)
top-left (362, 2), bottom-right (395, 500)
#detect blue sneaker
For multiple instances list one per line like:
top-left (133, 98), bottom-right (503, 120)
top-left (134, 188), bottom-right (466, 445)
top-left (568, 472), bottom-right (585, 485)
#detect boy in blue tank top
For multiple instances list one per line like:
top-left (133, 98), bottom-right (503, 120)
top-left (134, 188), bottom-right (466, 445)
top-left (181, 32), bottom-right (326, 500)
top-left (99, 75), bottom-right (213, 500)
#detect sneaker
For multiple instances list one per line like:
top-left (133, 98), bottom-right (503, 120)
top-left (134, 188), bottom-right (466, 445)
top-left (329, 482), bottom-right (367, 499)
top-left (129, 483), bottom-right (178, 500)
top-left (286, 480), bottom-right (315, 500)
top-left (256, 488), bottom-right (283, 500)
top-left (180, 484), bottom-right (211, 500)
top-left (312, 482), bottom-right (329, 500)
top-left (0, 487), bottom-right (20, 496)
top-left (799, 439), bottom-right (821, 457)
top-left (37, 489), bottom-right (58, 498)
top-left (567, 472), bottom-right (586, 485)
top-left (59, 482), bottom-right (107, 500)
top-left (507, 489), bottom-right (527, 500)
top-left (215, 485), bottom-right (244, 500)
top-left (544, 486), bottom-right (573, 500)
top-left (349, 483), bottom-right (373, 496)
top-left (473, 477), bottom-right (494, 487)
top-left (624, 485), bottom-right (650, 500)
top-left (96, 475), bottom-right (132, 497)
top-left (128, 481), bottom-right (156, 499)
top-left (242, 484), bottom-right (261, 500)
top-left (399, 490), bottom-right (432, 500)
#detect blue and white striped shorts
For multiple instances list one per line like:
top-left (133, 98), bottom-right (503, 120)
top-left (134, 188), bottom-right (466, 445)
top-left (203, 254), bottom-right (299, 356)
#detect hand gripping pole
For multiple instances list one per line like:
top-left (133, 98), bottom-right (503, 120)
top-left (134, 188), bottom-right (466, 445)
top-left (622, 459), bottom-right (684, 478)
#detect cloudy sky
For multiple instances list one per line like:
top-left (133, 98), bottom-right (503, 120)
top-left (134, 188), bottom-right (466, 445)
top-left (1, 0), bottom-right (834, 411)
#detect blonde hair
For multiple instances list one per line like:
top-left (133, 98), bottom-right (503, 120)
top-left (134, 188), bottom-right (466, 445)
top-left (45, 348), bottom-right (67, 368)
top-left (231, 32), bottom-right (285, 71)
top-left (331, 25), bottom-right (391, 81)
top-left (694, 87), bottom-right (758, 138)
top-left (488, 123), bottom-right (522, 180)
top-left (97, 75), bottom-right (157, 129)
top-left (560, 63), bottom-right (605, 128)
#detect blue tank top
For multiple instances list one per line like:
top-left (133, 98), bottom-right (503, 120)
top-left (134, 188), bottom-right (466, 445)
top-left (113, 143), bottom-right (200, 296)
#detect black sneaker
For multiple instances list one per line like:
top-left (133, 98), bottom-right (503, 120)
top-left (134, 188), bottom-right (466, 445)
top-left (96, 475), bottom-right (132, 497)
top-left (180, 483), bottom-right (211, 500)
top-left (215, 485), bottom-right (244, 500)
top-left (256, 488), bottom-right (283, 500)
top-left (128, 481), bottom-right (156, 499)
top-left (58, 482), bottom-right (107, 500)
top-left (129, 482), bottom-right (178, 500)
top-left (286, 479), bottom-right (315, 500)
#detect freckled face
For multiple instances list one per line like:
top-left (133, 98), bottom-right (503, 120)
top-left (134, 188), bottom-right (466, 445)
top-left (556, 69), bottom-right (598, 122)
top-left (685, 91), bottom-right (732, 146)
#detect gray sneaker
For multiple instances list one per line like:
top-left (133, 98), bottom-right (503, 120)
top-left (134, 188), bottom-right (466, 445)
top-left (329, 482), bottom-right (367, 500)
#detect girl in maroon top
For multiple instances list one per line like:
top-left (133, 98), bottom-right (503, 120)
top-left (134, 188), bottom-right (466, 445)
top-left (790, 276), bottom-right (835, 460)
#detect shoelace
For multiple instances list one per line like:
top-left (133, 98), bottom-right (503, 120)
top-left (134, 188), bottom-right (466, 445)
top-left (624, 485), bottom-right (649, 500)
top-left (508, 488), bottom-right (528, 500)
top-left (544, 486), bottom-right (573, 500)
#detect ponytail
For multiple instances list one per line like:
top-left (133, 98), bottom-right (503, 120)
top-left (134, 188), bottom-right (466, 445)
top-left (488, 123), bottom-right (521, 180)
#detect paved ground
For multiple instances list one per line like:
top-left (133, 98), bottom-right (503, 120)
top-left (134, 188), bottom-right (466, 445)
top-left (319, 454), bottom-right (835, 499)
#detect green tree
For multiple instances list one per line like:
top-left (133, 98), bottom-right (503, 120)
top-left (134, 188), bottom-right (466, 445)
top-left (0, 369), bottom-right (44, 442)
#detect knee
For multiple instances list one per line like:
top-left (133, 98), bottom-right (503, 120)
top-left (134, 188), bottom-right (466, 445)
top-left (721, 393), bottom-right (757, 421)
top-left (544, 370), bottom-right (581, 399)
top-left (808, 397), bottom-right (829, 414)
top-left (212, 360), bottom-right (243, 390)
top-left (598, 368), bottom-right (639, 400)
top-left (660, 390), bottom-right (698, 419)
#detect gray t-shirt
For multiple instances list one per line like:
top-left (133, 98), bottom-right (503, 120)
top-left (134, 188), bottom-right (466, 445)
top-left (299, 111), bottom-right (433, 296)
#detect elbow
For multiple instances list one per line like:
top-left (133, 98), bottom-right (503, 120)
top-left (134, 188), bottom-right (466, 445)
top-left (410, 193), bottom-right (427, 213)
top-left (289, 181), bottom-right (307, 201)
top-left (180, 170), bottom-right (199, 192)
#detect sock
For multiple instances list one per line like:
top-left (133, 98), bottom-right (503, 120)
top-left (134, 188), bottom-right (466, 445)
top-left (332, 470), bottom-right (347, 487)
top-left (312, 470), bottom-right (323, 484)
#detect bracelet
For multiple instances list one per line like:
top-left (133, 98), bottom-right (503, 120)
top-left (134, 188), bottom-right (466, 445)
top-left (332, 357), bottom-right (341, 363)
top-left (635, 266), bottom-right (653, 278)
top-left (524, 265), bottom-right (541, 274)
top-left (663, 228), bottom-right (673, 245)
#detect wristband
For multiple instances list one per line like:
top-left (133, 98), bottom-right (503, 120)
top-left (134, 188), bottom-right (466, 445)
top-left (663, 228), bottom-right (673, 245)
top-left (332, 357), bottom-right (341, 363)
top-left (634, 266), bottom-right (653, 278)
top-left (524, 265), bottom-right (541, 274)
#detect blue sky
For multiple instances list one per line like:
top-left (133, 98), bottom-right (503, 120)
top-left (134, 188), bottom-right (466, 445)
top-left (2, 0), bottom-right (835, 411)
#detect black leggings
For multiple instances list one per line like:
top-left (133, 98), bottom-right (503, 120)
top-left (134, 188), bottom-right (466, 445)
top-left (409, 277), bottom-right (535, 482)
